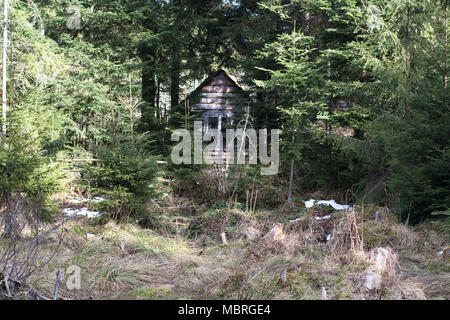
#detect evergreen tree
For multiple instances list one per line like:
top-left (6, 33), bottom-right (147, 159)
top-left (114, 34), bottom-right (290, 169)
top-left (354, 0), bottom-right (450, 222)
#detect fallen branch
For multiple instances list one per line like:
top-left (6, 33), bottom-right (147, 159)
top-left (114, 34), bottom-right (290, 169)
top-left (4, 276), bottom-right (11, 297)
top-left (0, 276), bottom-right (21, 298)
top-left (27, 288), bottom-right (51, 300)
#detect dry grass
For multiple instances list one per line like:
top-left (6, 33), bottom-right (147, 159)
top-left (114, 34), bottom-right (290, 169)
top-left (20, 203), bottom-right (450, 300)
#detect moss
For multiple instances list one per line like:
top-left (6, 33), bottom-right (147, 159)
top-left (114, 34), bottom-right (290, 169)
top-left (285, 267), bottom-right (331, 300)
top-left (423, 260), bottom-right (450, 273)
top-left (336, 287), bottom-right (354, 300)
top-left (332, 275), bottom-right (355, 300)
top-left (288, 273), bottom-right (319, 300)
top-left (263, 256), bottom-right (300, 271)
top-left (284, 264), bottom-right (359, 300)
top-left (220, 273), bottom-right (280, 300)
top-left (178, 260), bottom-right (199, 273)
top-left (130, 286), bottom-right (174, 299)
top-left (429, 296), bottom-right (446, 300)
top-left (219, 271), bottom-right (247, 298)
top-left (359, 223), bottom-right (397, 249)
top-left (186, 208), bottom-right (244, 240)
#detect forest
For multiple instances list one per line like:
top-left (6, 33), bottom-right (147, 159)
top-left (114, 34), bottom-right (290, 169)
top-left (0, 0), bottom-right (448, 301)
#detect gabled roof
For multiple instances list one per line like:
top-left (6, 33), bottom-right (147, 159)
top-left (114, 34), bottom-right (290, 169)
top-left (190, 69), bottom-right (245, 96)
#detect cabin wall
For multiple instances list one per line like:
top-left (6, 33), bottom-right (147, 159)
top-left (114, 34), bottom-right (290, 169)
top-left (191, 71), bottom-right (245, 132)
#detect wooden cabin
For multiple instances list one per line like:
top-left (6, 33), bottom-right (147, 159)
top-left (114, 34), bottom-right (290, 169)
top-left (189, 69), bottom-right (247, 133)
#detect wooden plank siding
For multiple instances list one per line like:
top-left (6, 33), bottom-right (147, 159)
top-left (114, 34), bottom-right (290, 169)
top-left (183, 70), bottom-right (247, 167)
top-left (198, 93), bottom-right (240, 97)
top-left (200, 86), bottom-right (240, 93)
top-left (194, 105), bottom-right (237, 111)
top-left (198, 98), bottom-right (236, 105)
top-left (189, 70), bottom-right (246, 117)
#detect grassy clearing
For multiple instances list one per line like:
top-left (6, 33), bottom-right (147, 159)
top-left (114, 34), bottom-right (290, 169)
top-left (25, 202), bottom-right (449, 300)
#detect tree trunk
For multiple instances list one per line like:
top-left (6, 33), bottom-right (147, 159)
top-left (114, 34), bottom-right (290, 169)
top-left (156, 78), bottom-right (160, 123)
top-left (287, 125), bottom-right (295, 204)
top-left (170, 49), bottom-right (180, 109)
top-left (287, 159), bottom-right (294, 204)
top-left (405, 5), bottom-right (412, 116)
top-left (444, 7), bottom-right (448, 95)
top-left (141, 46), bottom-right (157, 131)
top-left (2, 0), bottom-right (8, 142)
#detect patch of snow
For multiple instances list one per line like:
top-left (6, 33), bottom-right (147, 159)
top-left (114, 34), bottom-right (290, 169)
top-left (67, 197), bottom-right (106, 204)
top-left (315, 215), bottom-right (331, 221)
top-left (62, 207), bottom-right (103, 218)
top-left (67, 199), bottom-right (84, 204)
top-left (289, 218), bottom-right (302, 223)
top-left (304, 199), bottom-right (352, 211)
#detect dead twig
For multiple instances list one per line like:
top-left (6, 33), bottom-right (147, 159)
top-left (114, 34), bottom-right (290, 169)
top-left (53, 269), bottom-right (62, 300)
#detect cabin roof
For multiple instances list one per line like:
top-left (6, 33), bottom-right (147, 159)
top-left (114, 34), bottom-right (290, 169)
top-left (187, 69), bottom-right (247, 118)
top-left (191, 69), bottom-right (245, 96)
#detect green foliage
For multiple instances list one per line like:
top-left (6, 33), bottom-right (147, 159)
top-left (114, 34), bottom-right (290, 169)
top-left (0, 0), bottom-right (447, 228)
top-left (250, 0), bottom-right (370, 196)
top-left (230, 166), bottom-right (286, 209)
top-left (211, 200), bottom-right (229, 210)
top-left (431, 209), bottom-right (450, 240)
top-left (350, 0), bottom-right (450, 223)
top-left (86, 134), bottom-right (158, 219)
top-left (0, 135), bottom-right (64, 216)
top-left (186, 208), bottom-right (243, 240)
top-left (0, 113), bottom-right (66, 219)
top-left (0, 2), bottom-right (68, 218)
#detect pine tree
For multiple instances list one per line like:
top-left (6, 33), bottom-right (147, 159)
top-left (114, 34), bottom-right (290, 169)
top-left (352, 0), bottom-right (450, 222)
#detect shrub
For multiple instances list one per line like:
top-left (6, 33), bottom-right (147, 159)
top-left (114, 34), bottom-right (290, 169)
top-left (431, 209), bottom-right (450, 240)
top-left (0, 133), bottom-right (66, 220)
top-left (86, 136), bottom-right (158, 220)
